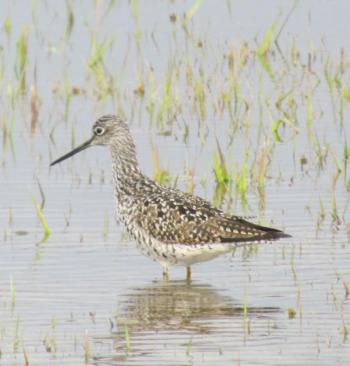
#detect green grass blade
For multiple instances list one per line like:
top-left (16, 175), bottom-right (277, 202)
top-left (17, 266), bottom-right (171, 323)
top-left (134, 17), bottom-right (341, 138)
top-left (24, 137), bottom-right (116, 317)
top-left (28, 187), bottom-right (51, 243)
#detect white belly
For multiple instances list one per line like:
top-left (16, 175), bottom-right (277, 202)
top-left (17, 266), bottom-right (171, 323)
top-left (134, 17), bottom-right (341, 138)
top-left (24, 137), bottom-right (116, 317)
top-left (128, 223), bottom-right (233, 267)
top-left (118, 210), bottom-right (233, 267)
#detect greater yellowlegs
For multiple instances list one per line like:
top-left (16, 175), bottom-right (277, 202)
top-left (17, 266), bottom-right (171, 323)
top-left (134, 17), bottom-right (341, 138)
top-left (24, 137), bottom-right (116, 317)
top-left (51, 115), bottom-right (290, 280)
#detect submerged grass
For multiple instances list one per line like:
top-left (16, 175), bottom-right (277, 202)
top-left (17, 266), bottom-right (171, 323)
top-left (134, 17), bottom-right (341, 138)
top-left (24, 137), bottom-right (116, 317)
top-left (83, 330), bottom-right (92, 364)
top-left (88, 35), bottom-right (114, 99)
top-left (186, 0), bottom-right (203, 21)
top-left (151, 142), bottom-right (170, 185)
top-left (257, 17), bottom-right (279, 81)
top-left (213, 139), bottom-right (232, 186)
top-left (15, 26), bottom-right (28, 94)
top-left (124, 320), bottom-right (131, 353)
top-left (212, 139), bottom-right (233, 205)
top-left (65, 0), bottom-right (74, 40)
top-left (43, 316), bottom-right (57, 353)
top-left (13, 315), bottom-right (20, 353)
top-left (4, 16), bottom-right (12, 39)
top-left (28, 187), bottom-right (51, 243)
top-left (9, 276), bottom-right (15, 312)
top-left (236, 152), bottom-right (248, 208)
top-left (1, 112), bottom-right (15, 163)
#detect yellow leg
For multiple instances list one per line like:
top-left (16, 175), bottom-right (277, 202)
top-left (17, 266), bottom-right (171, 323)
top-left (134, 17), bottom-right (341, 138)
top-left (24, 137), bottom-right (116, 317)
top-left (162, 265), bottom-right (169, 281)
top-left (186, 266), bottom-right (192, 282)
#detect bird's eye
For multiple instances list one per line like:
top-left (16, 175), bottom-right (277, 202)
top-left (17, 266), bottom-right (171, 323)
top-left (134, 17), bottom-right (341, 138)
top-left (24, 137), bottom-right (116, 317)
top-left (94, 126), bottom-right (105, 136)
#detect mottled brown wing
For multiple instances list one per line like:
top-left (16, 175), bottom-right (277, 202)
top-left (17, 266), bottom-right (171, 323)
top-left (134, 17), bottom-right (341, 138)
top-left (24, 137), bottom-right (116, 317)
top-left (134, 189), bottom-right (288, 245)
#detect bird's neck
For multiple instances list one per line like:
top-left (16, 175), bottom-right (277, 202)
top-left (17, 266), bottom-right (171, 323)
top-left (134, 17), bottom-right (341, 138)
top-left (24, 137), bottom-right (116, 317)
top-left (111, 148), bottom-right (146, 199)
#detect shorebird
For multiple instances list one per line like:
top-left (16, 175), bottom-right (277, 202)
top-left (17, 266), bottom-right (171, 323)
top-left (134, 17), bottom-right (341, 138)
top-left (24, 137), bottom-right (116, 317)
top-left (51, 115), bottom-right (290, 281)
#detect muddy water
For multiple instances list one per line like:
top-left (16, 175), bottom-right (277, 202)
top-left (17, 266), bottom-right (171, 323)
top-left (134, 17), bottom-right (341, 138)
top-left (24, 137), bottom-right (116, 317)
top-left (1, 1), bottom-right (349, 365)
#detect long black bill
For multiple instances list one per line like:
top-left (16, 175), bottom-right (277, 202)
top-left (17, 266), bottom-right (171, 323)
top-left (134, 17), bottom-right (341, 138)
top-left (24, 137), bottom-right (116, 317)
top-left (50, 136), bottom-right (95, 167)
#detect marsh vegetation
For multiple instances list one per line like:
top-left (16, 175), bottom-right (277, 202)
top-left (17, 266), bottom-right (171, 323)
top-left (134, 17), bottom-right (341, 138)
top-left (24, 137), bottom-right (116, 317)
top-left (0, 1), bottom-right (349, 365)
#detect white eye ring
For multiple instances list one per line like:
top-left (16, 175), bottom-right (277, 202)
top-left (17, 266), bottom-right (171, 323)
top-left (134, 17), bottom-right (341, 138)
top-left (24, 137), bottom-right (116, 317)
top-left (94, 126), bottom-right (105, 136)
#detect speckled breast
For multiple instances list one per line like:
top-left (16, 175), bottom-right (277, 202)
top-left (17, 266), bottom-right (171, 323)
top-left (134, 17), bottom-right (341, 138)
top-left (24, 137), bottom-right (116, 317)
top-left (116, 200), bottom-right (179, 265)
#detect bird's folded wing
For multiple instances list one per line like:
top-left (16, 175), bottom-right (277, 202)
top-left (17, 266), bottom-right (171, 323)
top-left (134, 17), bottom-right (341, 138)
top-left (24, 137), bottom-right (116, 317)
top-left (134, 190), bottom-right (286, 245)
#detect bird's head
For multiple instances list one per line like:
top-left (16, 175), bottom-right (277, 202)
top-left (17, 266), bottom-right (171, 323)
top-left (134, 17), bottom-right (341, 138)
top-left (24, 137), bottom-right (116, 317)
top-left (50, 115), bottom-right (134, 166)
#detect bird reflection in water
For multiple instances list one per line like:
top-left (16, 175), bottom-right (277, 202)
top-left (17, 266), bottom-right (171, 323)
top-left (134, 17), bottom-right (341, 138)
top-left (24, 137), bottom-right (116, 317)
top-left (95, 281), bottom-right (280, 365)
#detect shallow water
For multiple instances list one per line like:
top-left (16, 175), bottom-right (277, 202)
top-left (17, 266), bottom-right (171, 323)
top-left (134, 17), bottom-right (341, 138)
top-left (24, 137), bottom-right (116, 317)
top-left (1, 1), bottom-right (349, 365)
